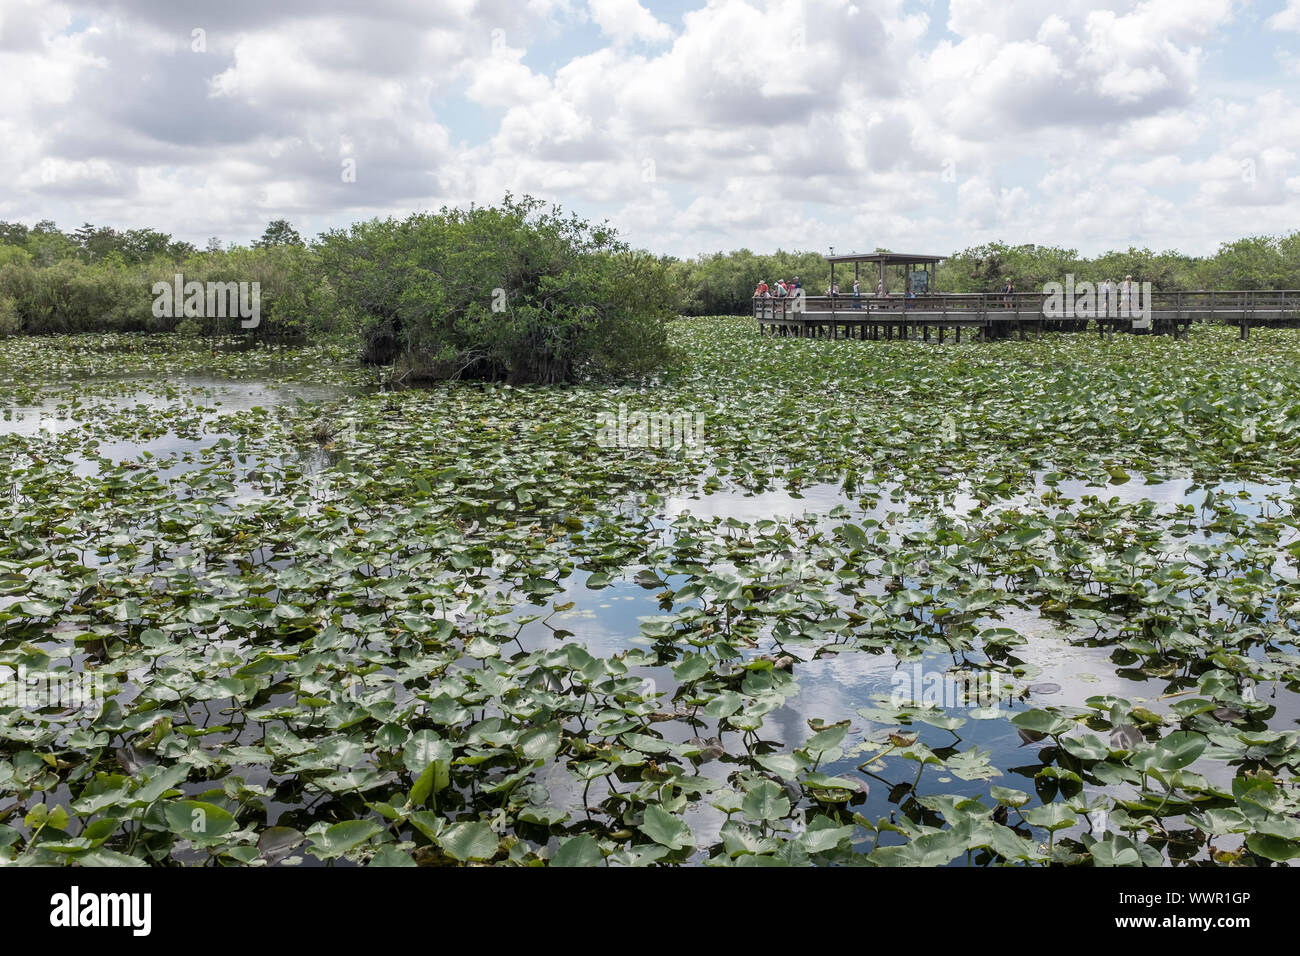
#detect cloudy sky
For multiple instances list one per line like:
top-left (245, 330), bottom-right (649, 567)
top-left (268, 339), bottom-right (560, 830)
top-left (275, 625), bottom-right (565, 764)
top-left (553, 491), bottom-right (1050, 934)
top-left (2, 0), bottom-right (1298, 258)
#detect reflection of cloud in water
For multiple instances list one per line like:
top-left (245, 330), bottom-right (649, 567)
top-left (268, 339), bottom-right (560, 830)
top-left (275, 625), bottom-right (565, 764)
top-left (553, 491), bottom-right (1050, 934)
top-left (664, 482), bottom-right (854, 524)
top-left (2, 377), bottom-right (345, 500)
top-left (535, 469), bottom-right (1300, 854)
top-left (662, 472), bottom-right (1294, 528)
top-left (0, 377), bottom-right (343, 441)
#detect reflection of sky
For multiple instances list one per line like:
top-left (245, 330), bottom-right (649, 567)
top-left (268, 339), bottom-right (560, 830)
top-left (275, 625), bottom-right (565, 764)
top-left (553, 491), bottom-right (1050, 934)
top-left (0, 377), bottom-right (342, 440)
top-left (1, 377), bottom-right (343, 492)
top-left (8, 375), bottom-right (1300, 862)
top-left (664, 482), bottom-right (856, 524)
top-left (660, 472), bottom-right (1294, 526)
top-left (530, 472), bottom-right (1300, 861)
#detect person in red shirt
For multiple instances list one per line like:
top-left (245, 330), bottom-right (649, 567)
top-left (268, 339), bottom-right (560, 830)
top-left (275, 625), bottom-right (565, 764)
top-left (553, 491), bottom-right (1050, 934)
top-left (755, 280), bottom-right (769, 298)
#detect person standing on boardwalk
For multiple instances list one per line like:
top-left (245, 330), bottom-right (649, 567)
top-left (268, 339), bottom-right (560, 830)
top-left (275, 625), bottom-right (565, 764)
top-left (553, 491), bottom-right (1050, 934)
top-left (852, 278), bottom-right (862, 309)
top-left (876, 279), bottom-right (884, 296)
top-left (1099, 278), bottom-right (1114, 317)
top-left (1002, 278), bottom-right (1014, 309)
top-left (1121, 275), bottom-right (1133, 316)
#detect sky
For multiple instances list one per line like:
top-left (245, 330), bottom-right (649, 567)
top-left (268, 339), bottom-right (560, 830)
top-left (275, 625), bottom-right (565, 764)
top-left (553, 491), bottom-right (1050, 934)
top-left (1, 0), bottom-right (1298, 258)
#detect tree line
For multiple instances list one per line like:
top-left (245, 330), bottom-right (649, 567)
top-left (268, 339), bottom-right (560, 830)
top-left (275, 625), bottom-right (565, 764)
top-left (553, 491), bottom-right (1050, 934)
top-left (2, 205), bottom-right (1298, 378)
top-left (0, 200), bottom-right (676, 384)
top-left (0, 217), bottom-right (323, 337)
top-left (664, 234), bottom-right (1300, 315)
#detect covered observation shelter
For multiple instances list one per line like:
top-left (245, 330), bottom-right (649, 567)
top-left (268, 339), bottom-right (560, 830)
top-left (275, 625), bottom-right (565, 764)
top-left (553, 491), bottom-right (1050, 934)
top-left (826, 251), bottom-right (943, 295)
top-left (757, 248), bottom-right (1297, 340)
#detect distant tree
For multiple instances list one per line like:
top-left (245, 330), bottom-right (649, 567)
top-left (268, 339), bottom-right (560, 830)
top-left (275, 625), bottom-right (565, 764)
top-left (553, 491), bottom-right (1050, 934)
top-left (205, 236), bottom-right (224, 254)
top-left (165, 239), bottom-right (198, 261)
top-left (73, 223), bottom-right (114, 261)
top-left (255, 219), bottom-right (304, 248)
top-left (119, 227), bottom-right (176, 263)
top-left (1278, 231), bottom-right (1300, 289)
top-left (1200, 236), bottom-right (1288, 290)
top-left (26, 221), bottom-right (77, 266)
top-left (0, 221), bottom-right (30, 247)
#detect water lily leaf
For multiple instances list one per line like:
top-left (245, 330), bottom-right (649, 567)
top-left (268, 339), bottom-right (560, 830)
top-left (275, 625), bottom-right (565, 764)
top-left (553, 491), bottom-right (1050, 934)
top-left (990, 786), bottom-right (1030, 808)
top-left (409, 759), bottom-right (451, 808)
top-left (742, 780), bottom-right (792, 822)
top-left (369, 845), bottom-right (417, 867)
top-left (258, 826), bottom-right (304, 865)
top-left (1061, 734), bottom-right (1110, 762)
top-left (520, 725), bottom-right (562, 762)
top-left (1245, 833), bottom-right (1300, 862)
top-left (24, 803), bottom-right (69, 832)
top-left (162, 800), bottom-right (237, 847)
top-left (437, 821), bottom-right (499, 862)
top-left (1011, 709), bottom-right (1072, 737)
top-left (639, 805), bottom-right (694, 850)
top-left (608, 844), bottom-right (671, 867)
top-left (800, 819), bottom-right (856, 853)
top-left (720, 821), bottom-right (780, 857)
top-left (403, 731), bottom-right (453, 774)
top-left (1023, 802), bottom-right (1077, 832)
top-left (310, 820), bottom-right (383, 860)
top-left (802, 721), bottom-right (850, 755)
top-left (1152, 730), bottom-right (1208, 770)
top-left (672, 655), bottom-right (711, 683)
top-left (869, 828), bottom-right (967, 866)
top-left (551, 834), bottom-right (604, 867)
top-left (755, 752), bottom-right (810, 778)
top-left (1090, 837), bottom-right (1144, 867)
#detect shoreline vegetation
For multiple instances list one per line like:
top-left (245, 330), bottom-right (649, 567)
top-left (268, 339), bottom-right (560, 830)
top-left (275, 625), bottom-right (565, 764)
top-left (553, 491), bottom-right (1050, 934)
top-left (2, 198), bottom-right (1299, 379)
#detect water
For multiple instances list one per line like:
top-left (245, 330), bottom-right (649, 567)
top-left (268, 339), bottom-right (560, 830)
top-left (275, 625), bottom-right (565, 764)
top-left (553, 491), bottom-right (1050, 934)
top-left (4, 374), bottom-right (1298, 864)
top-left (513, 471), bottom-right (1300, 861)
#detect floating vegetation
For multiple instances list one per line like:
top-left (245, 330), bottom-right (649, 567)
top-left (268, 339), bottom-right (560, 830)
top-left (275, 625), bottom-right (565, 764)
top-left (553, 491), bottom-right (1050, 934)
top-left (3, 322), bottom-right (1300, 866)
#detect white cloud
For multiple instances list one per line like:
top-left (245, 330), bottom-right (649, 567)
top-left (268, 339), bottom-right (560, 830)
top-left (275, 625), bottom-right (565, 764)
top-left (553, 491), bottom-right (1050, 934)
top-left (586, 0), bottom-right (672, 45)
top-left (1269, 0), bottom-right (1300, 31)
top-left (0, 0), bottom-right (1294, 258)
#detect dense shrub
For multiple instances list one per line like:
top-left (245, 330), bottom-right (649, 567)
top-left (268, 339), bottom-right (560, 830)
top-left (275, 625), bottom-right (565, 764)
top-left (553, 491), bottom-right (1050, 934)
top-left (0, 295), bottom-right (17, 335)
top-left (319, 197), bottom-right (676, 384)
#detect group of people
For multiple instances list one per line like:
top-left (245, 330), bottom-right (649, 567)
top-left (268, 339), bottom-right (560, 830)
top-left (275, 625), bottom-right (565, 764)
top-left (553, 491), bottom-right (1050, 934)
top-left (756, 275), bottom-right (1138, 303)
top-left (754, 277), bottom-right (804, 298)
top-left (839, 279), bottom-right (914, 308)
top-left (753, 277), bottom-right (899, 299)
top-left (999, 275), bottom-right (1138, 309)
top-left (1102, 275), bottom-right (1139, 310)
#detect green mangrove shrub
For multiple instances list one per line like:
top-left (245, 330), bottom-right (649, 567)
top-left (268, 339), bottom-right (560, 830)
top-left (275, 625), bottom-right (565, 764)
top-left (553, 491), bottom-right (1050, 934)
top-left (318, 196), bottom-right (676, 384)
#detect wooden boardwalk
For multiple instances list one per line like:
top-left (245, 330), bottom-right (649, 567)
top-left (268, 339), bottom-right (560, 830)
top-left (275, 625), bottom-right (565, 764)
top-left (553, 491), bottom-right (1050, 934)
top-left (754, 291), bottom-right (1300, 341)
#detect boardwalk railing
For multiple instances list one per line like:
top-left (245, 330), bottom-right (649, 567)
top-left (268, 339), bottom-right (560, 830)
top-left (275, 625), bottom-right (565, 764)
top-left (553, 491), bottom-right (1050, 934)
top-left (753, 290), bottom-right (1300, 341)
